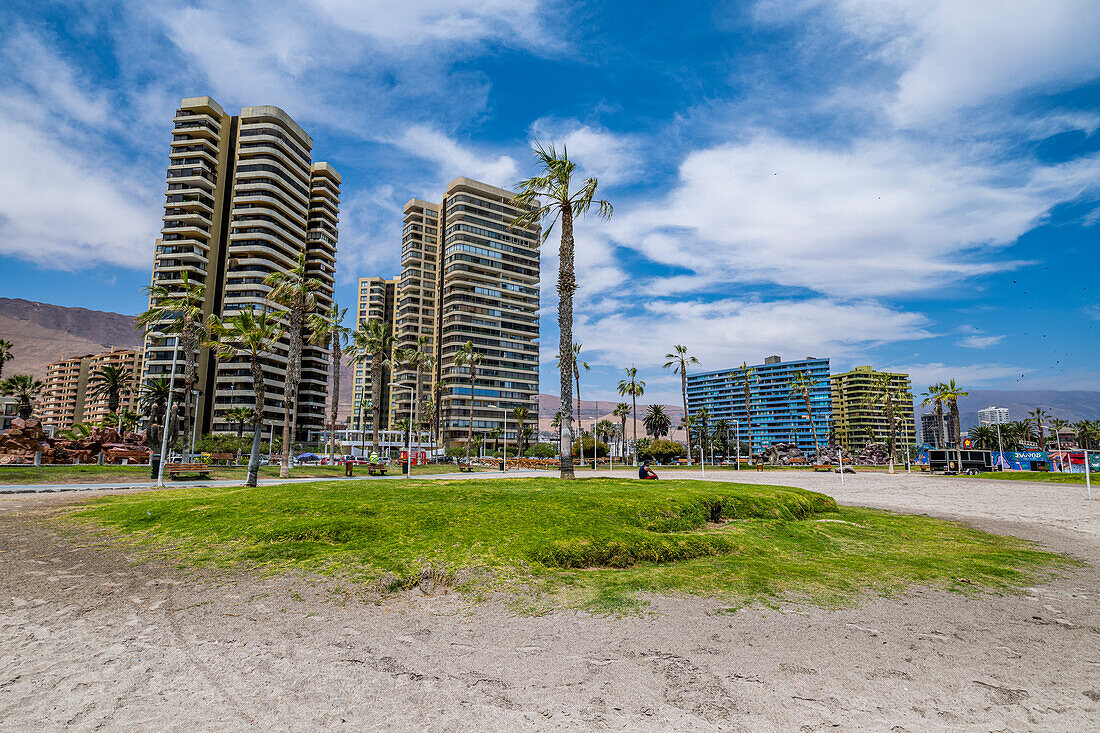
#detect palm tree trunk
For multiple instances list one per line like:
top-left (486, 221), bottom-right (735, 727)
top-left (886, 396), bottom-right (895, 474)
top-left (247, 358), bottom-right (266, 488)
top-left (681, 367), bottom-right (691, 459)
top-left (466, 367), bottom-right (475, 461)
top-left (575, 368), bottom-right (584, 466)
top-left (558, 207), bottom-right (576, 479)
top-left (803, 393), bottom-right (819, 453)
top-left (329, 340), bottom-right (340, 463)
top-left (631, 394), bottom-right (638, 465)
top-left (743, 386), bottom-right (751, 459)
top-left (951, 401), bottom-right (962, 471)
top-left (371, 358), bottom-right (382, 456)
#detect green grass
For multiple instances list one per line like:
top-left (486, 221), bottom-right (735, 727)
top-left (69, 477), bottom-right (1066, 613)
top-left (977, 471), bottom-right (1094, 484)
top-left (0, 463), bottom-right (486, 485)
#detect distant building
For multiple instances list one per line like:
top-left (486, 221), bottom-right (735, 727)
top-left (830, 366), bottom-right (916, 453)
top-left (40, 349), bottom-right (144, 430)
top-left (919, 412), bottom-right (957, 448)
top-left (686, 355), bottom-right (831, 455)
top-left (0, 396), bottom-right (18, 433)
top-left (352, 275), bottom-right (400, 430)
top-left (978, 406), bottom-right (1009, 426)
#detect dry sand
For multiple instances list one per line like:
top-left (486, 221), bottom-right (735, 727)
top-left (2, 471), bottom-right (1099, 731)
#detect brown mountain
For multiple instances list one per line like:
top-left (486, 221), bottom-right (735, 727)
top-left (0, 298), bottom-right (143, 379)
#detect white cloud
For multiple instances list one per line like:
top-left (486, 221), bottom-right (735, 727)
top-left (395, 126), bottom-right (519, 188)
top-left (760, 0), bottom-right (1100, 127)
top-left (886, 362), bottom-right (1031, 389)
top-left (571, 296), bottom-right (930, 369)
top-left (958, 334), bottom-right (1005, 349)
top-left (606, 134), bottom-right (1100, 297)
top-left (528, 119), bottom-right (642, 185)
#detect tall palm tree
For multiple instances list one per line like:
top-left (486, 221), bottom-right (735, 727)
top-left (207, 308), bottom-right (285, 487)
top-left (1, 374), bottom-right (44, 420)
top-left (938, 380), bottom-right (970, 470)
top-left (787, 370), bottom-right (821, 455)
top-left (398, 335), bottom-right (432, 452)
top-left (88, 364), bottom-right (132, 416)
top-left (865, 373), bottom-right (905, 473)
top-left (512, 406), bottom-right (531, 455)
top-left (0, 339), bottom-right (13, 381)
top-left (265, 250), bottom-right (322, 478)
top-left (1026, 408), bottom-right (1050, 450)
top-left (662, 345), bottom-right (699, 457)
top-left (921, 383), bottom-right (947, 448)
top-left (136, 273), bottom-right (206, 459)
top-left (617, 366), bottom-right (645, 465)
top-left (453, 340), bottom-right (482, 461)
top-left (226, 407), bottom-right (254, 439)
top-left (738, 362), bottom-right (756, 456)
top-left (349, 319), bottom-right (393, 456)
top-left (613, 402), bottom-right (631, 459)
top-left (595, 419), bottom-right (615, 446)
top-left (307, 302), bottom-right (351, 464)
top-left (694, 407), bottom-right (711, 459)
top-left (967, 425), bottom-right (998, 450)
top-left (644, 404), bottom-right (671, 438)
top-left (511, 142), bottom-right (613, 479)
top-left (713, 418), bottom-right (732, 457)
top-left (140, 377), bottom-right (171, 419)
top-left (556, 343), bottom-right (590, 466)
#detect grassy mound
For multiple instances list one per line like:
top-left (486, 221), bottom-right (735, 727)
top-left (71, 477), bottom-right (1063, 612)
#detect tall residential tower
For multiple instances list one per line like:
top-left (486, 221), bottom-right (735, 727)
top-left (142, 96), bottom-right (341, 439)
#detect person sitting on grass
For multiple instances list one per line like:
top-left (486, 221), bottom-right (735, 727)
top-left (639, 461), bottom-right (659, 480)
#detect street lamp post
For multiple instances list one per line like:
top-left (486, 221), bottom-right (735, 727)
top-left (154, 338), bottom-right (180, 488)
top-left (734, 420), bottom-right (740, 470)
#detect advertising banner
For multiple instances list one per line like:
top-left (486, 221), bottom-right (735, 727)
top-left (992, 451), bottom-right (1050, 471)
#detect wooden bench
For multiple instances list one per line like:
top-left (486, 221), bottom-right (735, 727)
top-left (366, 463), bottom-right (388, 476)
top-left (205, 453), bottom-right (235, 465)
top-left (812, 464), bottom-right (832, 472)
top-left (165, 463), bottom-right (211, 480)
top-left (457, 463), bottom-right (474, 472)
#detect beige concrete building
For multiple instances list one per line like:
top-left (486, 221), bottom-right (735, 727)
top-left (351, 276), bottom-right (400, 431)
top-left (142, 96), bottom-right (341, 439)
top-left (40, 349), bottom-right (144, 430)
top-left (830, 365), bottom-right (915, 453)
top-left (359, 177), bottom-right (540, 448)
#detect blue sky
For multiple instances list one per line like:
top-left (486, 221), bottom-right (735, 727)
top-left (1, 0), bottom-right (1098, 405)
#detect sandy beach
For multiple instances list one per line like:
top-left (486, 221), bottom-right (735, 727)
top-left (1, 471), bottom-right (1098, 731)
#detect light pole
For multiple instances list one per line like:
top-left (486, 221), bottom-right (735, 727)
top-left (995, 418), bottom-right (1005, 470)
top-left (485, 404), bottom-right (508, 472)
top-left (155, 337), bottom-right (180, 488)
top-left (593, 418), bottom-right (598, 471)
top-left (734, 420), bottom-right (740, 470)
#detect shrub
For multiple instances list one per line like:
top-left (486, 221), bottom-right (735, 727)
top-left (638, 439), bottom-right (686, 464)
top-left (572, 437), bottom-right (609, 458)
top-left (524, 443), bottom-right (557, 458)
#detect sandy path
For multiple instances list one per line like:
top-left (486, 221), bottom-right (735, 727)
top-left (1, 474), bottom-right (1099, 731)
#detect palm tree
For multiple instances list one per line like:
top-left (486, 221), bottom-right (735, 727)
top-left (512, 406), bottom-right (531, 455)
top-left (225, 407), bottom-right (254, 438)
top-left (140, 377), bottom-right (171, 419)
top-left (613, 402), bottom-right (631, 459)
top-left (617, 367), bottom-right (645, 465)
top-left (206, 308), bottom-right (285, 487)
top-left (397, 335), bottom-right (432, 454)
top-left (487, 427), bottom-right (503, 455)
top-left (662, 345), bottom-right (699, 457)
top-left (787, 370), bottom-right (822, 455)
top-left (136, 273), bottom-right (206, 460)
top-left (595, 419), bottom-right (615, 447)
top-left (511, 142), bottom-right (613, 479)
top-left (88, 364), bottom-right (132, 416)
top-left (307, 302), bottom-right (351, 464)
top-left (644, 404), bottom-right (671, 438)
top-left (0, 339), bottom-right (12, 381)
top-left (713, 418), bottom-right (732, 457)
top-left (59, 422), bottom-right (92, 440)
top-left (738, 362), bottom-right (756, 456)
top-left (1026, 408), bottom-right (1049, 450)
top-left (349, 319), bottom-right (392, 456)
top-left (939, 380), bottom-right (970, 470)
top-left (1, 374), bottom-right (44, 420)
top-left (264, 250), bottom-right (322, 479)
top-left (921, 383), bottom-right (947, 448)
top-left (395, 417), bottom-right (413, 456)
top-left (556, 343), bottom-right (590, 466)
top-left (453, 340), bottom-right (482, 461)
top-left (968, 425), bottom-right (998, 450)
top-left (1049, 417), bottom-right (1070, 452)
top-left (865, 373), bottom-right (906, 473)
top-left (693, 407), bottom-right (711, 459)
top-left (105, 410), bottom-right (140, 433)
top-left (1072, 420), bottom-right (1097, 450)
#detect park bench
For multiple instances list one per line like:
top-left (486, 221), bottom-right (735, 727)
top-left (366, 463), bottom-right (388, 476)
top-left (457, 463), bottom-right (474, 472)
top-left (205, 453), bottom-right (235, 465)
top-left (165, 463), bottom-right (211, 480)
top-left (812, 464), bottom-right (832, 472)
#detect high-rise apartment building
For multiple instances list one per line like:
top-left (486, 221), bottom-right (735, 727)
top-left (352, 275), bottom-right (400, 430)
top-left (919, 412), bottom-right (957, 447)
top-left (978, 406), bottom-right (1009, 425)
top-left (359, 177), bottom-right (540, 448)
top-left (830, 365), bottom-right (915, 452)
top-left (141, 96), bottom-right (340, 439)
top-left (40, 349), bottom-right (144, 429)
top-left (686, 355), bottom-right (831, 455)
